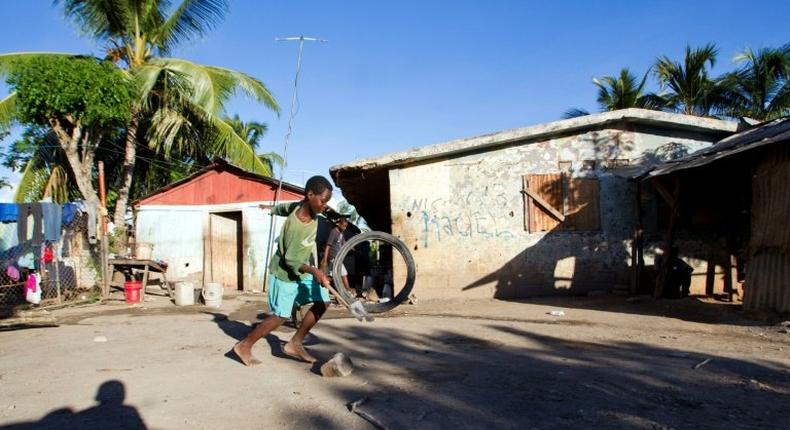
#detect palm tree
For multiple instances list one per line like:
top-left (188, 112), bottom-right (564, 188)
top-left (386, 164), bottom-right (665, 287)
top-left (2, 126), bottom-right (76, 203)
top-left (0, 0), bottom-right (280, 231)
top-left (593, 68), bottom-right (664, 111)
top-left (654, 43), bottom-right (727, 116)
top-left (224, 114), bottom-right (284, 174)
top-left (562, 68), bottom-right (664, 118)
top-left (719, 45), bottom-right (790, 121)
top-left (225, 114), bottom-right (268, 150)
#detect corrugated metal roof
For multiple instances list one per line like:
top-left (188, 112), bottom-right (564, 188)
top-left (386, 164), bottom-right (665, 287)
top-left (645, 117), bottom-right (790, 178)
top-left (132, 158), bottom-right (304, 206)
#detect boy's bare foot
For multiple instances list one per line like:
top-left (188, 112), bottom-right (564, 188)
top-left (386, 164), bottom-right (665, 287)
top-left (233, 342), bottom-right (262, 367)
top-left (283, 341), bottom-right (317, 363)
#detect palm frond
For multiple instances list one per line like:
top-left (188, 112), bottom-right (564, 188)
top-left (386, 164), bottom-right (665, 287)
top-left (156, 0), bottom-right (228, 53)
top-left (561, 108), bottom-right (590, 119)
top-left (204, 65), bottom-right (280, 114)
top-left (0, 93), bottom-right (18, 130)
top-left (204, 113), bottom-right (273, 175)
top-left (56, 0), bottom-right (132, 42)
top-left (654, 44), bottom-right (723, 116)
top-left (149, 58), bottom-right (280, 115)
top-left (14, 154), bottom-right (51, 203)
top-left (258, 151), bottom-right (283, 168)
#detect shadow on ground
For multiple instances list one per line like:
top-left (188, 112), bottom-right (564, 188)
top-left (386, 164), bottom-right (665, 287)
top-left (0, 380), bottom-right (146, 429)
top-left (280, 321), bottom-right (789, 429)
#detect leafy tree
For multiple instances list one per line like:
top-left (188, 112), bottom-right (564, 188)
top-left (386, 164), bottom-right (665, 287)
top-left (1, 0), bottom-right (280, 235)
top-left (56, 0), bottom-right (279, 230)
top-left (6, 55), bottom-right (133, 208)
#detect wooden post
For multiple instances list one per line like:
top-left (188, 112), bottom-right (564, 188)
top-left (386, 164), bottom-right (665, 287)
top-left (630, 180), bottom-right (644, 295)
top-left (54, 241), bottom-right (62, 304)
top-left (654, 178), bottom-right (681, 299)
top-left (98, 161), bottom-right (109, 298)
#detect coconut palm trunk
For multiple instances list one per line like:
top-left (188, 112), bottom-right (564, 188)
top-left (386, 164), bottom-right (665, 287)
top-left (113, 109), bottom-right (140, 232)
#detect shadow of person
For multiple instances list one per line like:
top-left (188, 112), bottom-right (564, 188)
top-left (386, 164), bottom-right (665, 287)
top-left (204, 312), bottom-right (305, 365)
top-left (0, 380), bottom-right (146, 430)
top-left (73, 380), bottom-right (146, 429)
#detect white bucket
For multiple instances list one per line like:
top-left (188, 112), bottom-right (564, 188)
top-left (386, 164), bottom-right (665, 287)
top-left (174, 282), bottom-right (195, 306)
top-left (202, 282), bottom-right (223, 308)
top-left (136, 242), bottom-right (153, 260)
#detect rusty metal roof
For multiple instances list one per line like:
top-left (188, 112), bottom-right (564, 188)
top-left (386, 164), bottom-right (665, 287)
top-left (645, 117), bottom-right (790, 179)
top-left (132, 158), bottom-right (304, 206)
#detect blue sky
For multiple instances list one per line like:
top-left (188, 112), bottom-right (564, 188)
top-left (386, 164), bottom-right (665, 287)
top-left (1, 0), bottom-right (788, 199)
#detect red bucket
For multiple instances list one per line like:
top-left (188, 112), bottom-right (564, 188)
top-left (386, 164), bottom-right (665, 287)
top-left (124, 281), bottom-right (142, 304)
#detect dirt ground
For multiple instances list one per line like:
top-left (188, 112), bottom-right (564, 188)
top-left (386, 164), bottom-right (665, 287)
top-left (0, 291), bottom-right (788, 429)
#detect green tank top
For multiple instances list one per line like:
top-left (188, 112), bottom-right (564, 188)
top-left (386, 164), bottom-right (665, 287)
top-left (268, 202), bottom-right (318, 282)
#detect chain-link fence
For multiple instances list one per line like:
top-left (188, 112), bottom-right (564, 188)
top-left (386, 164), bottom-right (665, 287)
top-left (0, 211), bottom-right (101, 316)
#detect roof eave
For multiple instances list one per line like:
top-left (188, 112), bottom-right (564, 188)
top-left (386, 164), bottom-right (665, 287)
top-left (330, 109), bottom-right (738, 175)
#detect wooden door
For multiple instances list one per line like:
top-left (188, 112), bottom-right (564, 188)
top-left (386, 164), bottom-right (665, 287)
top-left (209, 212), bottom-right (242, 289)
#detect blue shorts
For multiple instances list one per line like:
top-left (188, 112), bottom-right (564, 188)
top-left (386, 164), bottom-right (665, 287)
top-left (268, 274), bottom-right (330, 318)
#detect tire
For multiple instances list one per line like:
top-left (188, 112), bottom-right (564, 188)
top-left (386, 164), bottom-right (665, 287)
top-left (332, 231), bottom-right (416, 313)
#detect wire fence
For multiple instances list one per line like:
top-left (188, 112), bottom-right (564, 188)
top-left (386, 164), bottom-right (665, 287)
top-left (0, 211), bottom-right (101, 315)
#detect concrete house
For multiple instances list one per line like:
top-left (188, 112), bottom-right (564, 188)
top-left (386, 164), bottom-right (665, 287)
top-left (133, 160), bottom-right (303, 292)
top-left (330, 109), bottom-right (739, 300)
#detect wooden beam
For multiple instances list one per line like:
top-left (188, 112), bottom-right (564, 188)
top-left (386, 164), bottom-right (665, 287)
top-left (654, 179), bottom-right (681, 298)
top-left (521, 189), bottom-right (566, 222)
top-left (653, 179), bottom-right (675, 207)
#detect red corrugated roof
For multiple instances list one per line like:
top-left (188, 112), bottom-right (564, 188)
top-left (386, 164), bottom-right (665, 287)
top-left (134, 158), bottom-right (305, 206)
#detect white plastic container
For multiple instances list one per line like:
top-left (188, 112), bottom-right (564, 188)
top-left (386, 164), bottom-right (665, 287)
top-left (202, 282), bottom-right (223, 308)
top-left (174, 282), bottom-right (195, 306)
top-left (136, 242), bottom-right (153, 260)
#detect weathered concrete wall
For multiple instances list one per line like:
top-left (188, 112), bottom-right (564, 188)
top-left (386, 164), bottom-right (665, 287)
top-left (389, 126), bottom-right (722, 299)
top-left (136, 203), bottom-right (288, 291)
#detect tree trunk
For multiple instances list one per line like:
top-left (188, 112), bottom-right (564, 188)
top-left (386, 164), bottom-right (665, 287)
top-left (49, 118), bottom-right (101, 209)
top-left (113, 110), bottom-right (140, 242)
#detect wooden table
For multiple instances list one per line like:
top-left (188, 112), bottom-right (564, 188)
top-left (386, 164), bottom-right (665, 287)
top-left (108, 258), bottom-right (171, 301)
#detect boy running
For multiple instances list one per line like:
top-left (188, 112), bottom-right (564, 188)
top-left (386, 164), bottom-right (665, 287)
top-left (233, 176), bottom-right (333, 366)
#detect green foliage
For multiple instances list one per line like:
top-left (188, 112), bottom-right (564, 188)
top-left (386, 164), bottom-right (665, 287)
top-left (654, 44), bottom-right (729, 117)
top-left (563, 42), bottom-right (790, 120)
top-left (58, 0), bottom-right (228, 60)
top-left (719, 46), bottom-right (790, 121)
top-left (7, 56), bottom-right (133, 129)
top-left (593, 68), bottom-right (665, 111)
top-left (1, 126), bottom-right (79, 203)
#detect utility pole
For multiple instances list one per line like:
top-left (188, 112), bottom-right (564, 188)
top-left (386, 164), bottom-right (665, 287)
top-left (262, 36), bottom-right (327, 292)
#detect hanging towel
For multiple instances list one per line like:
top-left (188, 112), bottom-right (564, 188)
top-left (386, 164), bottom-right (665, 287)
top-left (18, 252), bottom-right (35, 270)
top-left (62, 203), bottom-right (77, 226)
top-left (0, 204), bottom-right (18, 223)
top-left (17, 203), bottom-right (43, 246)
top-left (41, 203), bottom-right (62, 242)
top-left (85, 202), bottom-right (97, 244)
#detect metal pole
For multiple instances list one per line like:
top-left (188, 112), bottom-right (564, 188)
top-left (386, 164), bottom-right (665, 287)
top-left (98, 161), bottom-right (109, 298)
top-left (262, 36), bottom-right (326, 292)
top-left (54, 241), bottom-right (62, 304)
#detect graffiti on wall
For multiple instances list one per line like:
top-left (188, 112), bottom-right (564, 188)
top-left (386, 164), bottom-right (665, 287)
top-left (403, 185), bottom-right (516, 247)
